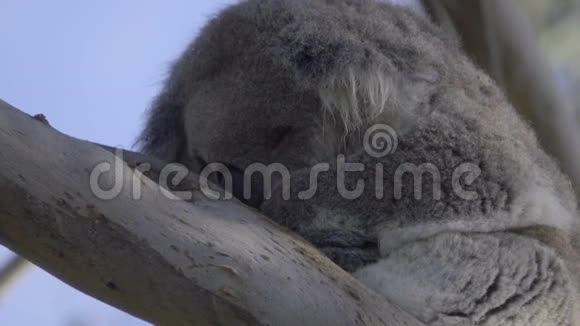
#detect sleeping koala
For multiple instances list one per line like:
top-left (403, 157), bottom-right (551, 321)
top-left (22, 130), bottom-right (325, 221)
top-left (138, 0), bottom-right (580, 324)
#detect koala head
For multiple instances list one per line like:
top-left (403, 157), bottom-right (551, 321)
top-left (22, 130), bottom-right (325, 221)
top-left (138, 0), bottom-right (579, 275)
top-left (138, 0), bottom-right (453, 181)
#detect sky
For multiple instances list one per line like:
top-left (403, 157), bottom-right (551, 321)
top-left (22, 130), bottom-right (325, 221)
top-left (0, 0), bottom-right (417, 325)
top-left (0, 1), bottom-right (234, 324)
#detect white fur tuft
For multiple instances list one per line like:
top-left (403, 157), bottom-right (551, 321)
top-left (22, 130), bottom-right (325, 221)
top-left (319, 68), bottom-right (393, 132)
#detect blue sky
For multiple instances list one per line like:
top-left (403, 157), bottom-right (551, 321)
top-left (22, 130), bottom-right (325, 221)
top-left (0, 1), bottom-right (234, 324)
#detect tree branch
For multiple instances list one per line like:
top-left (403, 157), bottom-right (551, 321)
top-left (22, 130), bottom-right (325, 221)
top-left (0, 255), bottom-right (29, 299)
top-left (0, 99), bottom-right (423, 325)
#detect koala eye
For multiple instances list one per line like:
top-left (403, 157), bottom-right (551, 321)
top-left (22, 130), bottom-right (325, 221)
top-left (271, 126), bottom-right (294, 145)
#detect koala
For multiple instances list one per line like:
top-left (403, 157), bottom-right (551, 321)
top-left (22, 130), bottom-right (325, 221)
top-left (138, 0), bottom-right (580, 325)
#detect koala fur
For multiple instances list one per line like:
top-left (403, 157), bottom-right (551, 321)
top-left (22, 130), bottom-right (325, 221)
top-left (138, 0), bottom-right (579, 324)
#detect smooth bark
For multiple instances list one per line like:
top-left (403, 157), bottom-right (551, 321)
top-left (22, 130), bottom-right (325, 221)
top-left (0, 99), bottom-right (423, 325)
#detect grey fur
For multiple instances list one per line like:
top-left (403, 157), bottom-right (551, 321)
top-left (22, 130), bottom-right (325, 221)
top-left (138, 0), bottom-right (579, 324)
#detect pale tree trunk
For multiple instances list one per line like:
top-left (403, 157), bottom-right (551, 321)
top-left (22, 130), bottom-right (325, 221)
top-left (0, 255), bottom-right (28, 298)
top-left (421, 0), bottom-right (580, 202)
top-left (0, 99), bottom-right (424, 325)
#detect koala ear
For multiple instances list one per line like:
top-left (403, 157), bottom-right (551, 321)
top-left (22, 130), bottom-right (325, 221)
top-left (313, 60), bottom-right (440, 133)
top-left (271, 0), bottom-right (441, 133)
top-left (393, 66), bottom-right (441, 117)
top-left (323, 68), bottom-right (440, 136)
top-left (318, 67), bottom-right (394, 132)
